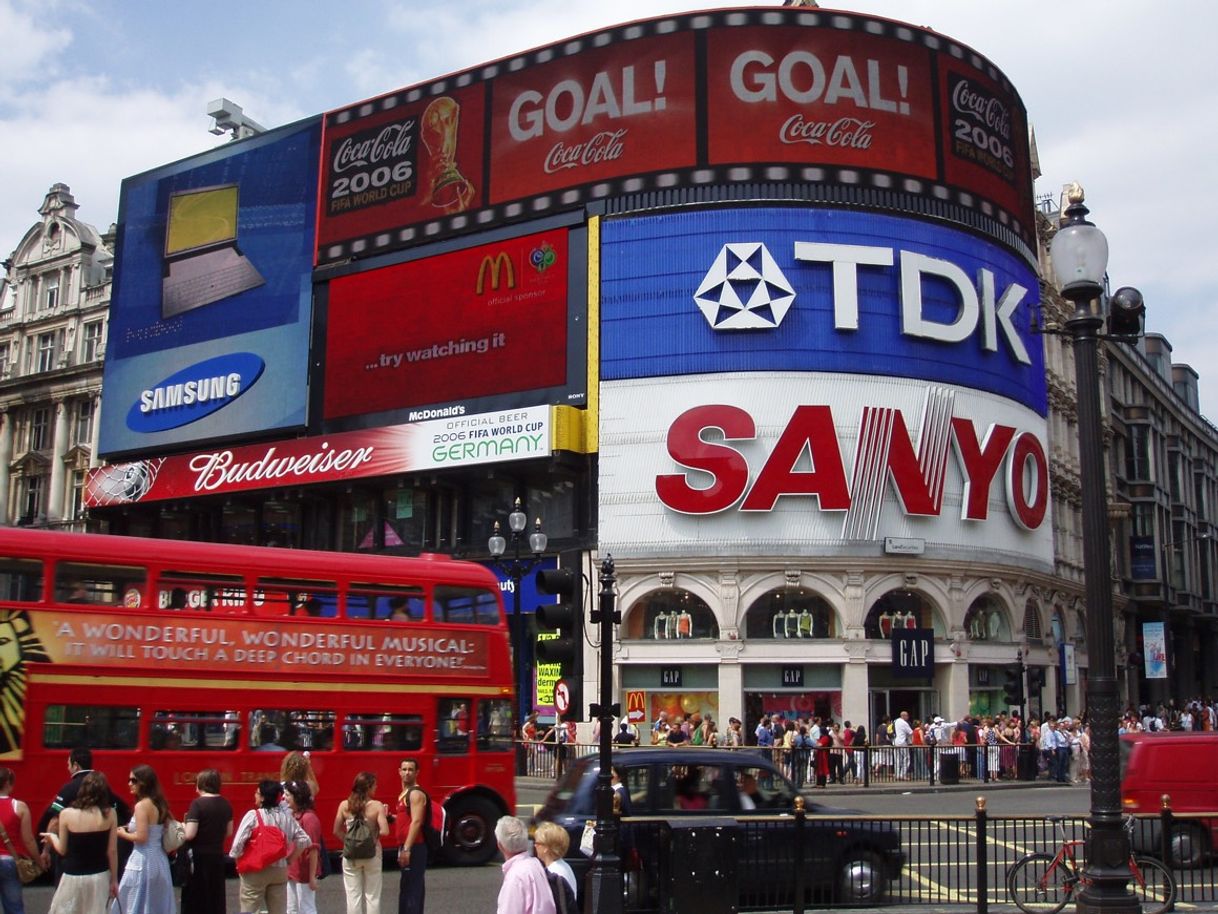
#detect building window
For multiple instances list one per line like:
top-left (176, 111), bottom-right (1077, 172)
top-left (43, 275), bottom-right (59, 311)
top-left (21, 476), bottom-right (43, 523)
top-left (1125, 424), bottom-right (1151, 481)
top-left (0, 342), bottom-right (9, 378)
top-left (81, 321), bottom-right (103, 362)
top-left (74, 399), bottom-right (93, 445)
top-left (36, 332), bottom-right (56, 372)
top-left (70, 470), bottom-right (86, 521)
top-left (29, 407), bottom-right (49, 451)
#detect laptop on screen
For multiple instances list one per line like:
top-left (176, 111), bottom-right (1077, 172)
top-left (161, 184), bottom-right (265, 318)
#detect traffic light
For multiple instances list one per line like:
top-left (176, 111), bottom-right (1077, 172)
top-left (1107, 286), bottom-right (1145, 338)
top-left (1027, 666), bottom-right (1046, 693)
top-left (1002, 667), bottom-right (1025, 706)
top-left (536, 561), bottom-right (583, 721)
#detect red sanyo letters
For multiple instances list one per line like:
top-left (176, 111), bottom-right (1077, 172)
top-left (655, 404), bottom-right (1048, 531)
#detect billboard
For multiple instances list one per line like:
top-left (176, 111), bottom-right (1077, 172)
top-left (317, 8), bottom-right (1033, 266)
top-left (598, 374), bottom-right (1053, 565)
top-left (321, 226), bottom-right (580, 423)
top-left (85, 405), bottom-right (551, 507)
top-left (99, 117), bottom-right (322, 457)
top-left (600, 207), bottom-right (1045, 414)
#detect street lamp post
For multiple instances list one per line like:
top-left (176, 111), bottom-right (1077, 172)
top-left (488, 498), bottom-right (547, 736)
top-left (1049, 183), bottom-right (1145, 914)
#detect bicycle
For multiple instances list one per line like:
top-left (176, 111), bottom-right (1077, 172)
top-left (1007, 816), bottom-right (1177, 914)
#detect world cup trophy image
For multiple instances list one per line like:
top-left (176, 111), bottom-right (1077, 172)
top-left (422, 96), bottom-right (475, 213)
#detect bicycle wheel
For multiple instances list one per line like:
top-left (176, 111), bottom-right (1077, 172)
top-left (1008, 853), bottom-right (1072, 914)
top-left (1131, 856), bottom-right (1177, 914)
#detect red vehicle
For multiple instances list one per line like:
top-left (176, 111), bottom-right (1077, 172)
top-left (0, 527), bottom-right (515, 864)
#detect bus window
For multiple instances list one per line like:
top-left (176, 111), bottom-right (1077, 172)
top-left (252, 578), bottom-right (339, 618)
top-left (437, 699), bottom-right (470, 754)
top-left (55, 563), bottom-right (147, 608)
top-left (157, 572), bottom-right (248, 613)
top-left (43, 704), bottom-right (139, 749)
top-left (348, 585), bottom-right (425, 621)
top-left (434, 586), bottom-right (501, 625)
top-left (476, 699), bottom-right (514, 752)
top-left (0, 557), bottom-right (42, 602)
top-left (250, 709), bottom-right (336, 751)
top-left (343, 713), bottom-right (424, 751)
top-left (151, 710), bottom-right (239, 750)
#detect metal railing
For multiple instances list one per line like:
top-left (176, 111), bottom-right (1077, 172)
top-left (518, 739), bottom-right (1055, 787)
top-left (608, 800), bottom-right (1218, 912)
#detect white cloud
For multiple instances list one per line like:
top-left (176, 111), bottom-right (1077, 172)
top-left (0, 0), bottom-right (71, 96)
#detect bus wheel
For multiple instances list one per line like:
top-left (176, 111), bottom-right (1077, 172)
top-left (443, 796), bottom-right (500, 866)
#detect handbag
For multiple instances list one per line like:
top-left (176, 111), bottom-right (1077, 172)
top-left (162, 816), bottom-right (186, 854)
top-left (0, 813), bottom-right (42, 884)
top-left (235, 809), bottom-right (289, 874)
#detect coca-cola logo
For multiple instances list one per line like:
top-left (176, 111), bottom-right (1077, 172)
top-left (780, 115), bottom-right (875, 149)
top-left (543, 129), bottom-right (627, 175)
top-left (950, 78), bottom-right (1010, 140)
top-left (332, 120), bottom-right (417, 174)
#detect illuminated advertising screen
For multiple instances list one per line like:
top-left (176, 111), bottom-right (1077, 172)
top-left (322, 227), bottom-right (573, 421)
top-left (488, 32), bottom-right (698, 201)
top-left (99, 117), bottom-right (321, 457)
top-left (599, 206), bottom-right (1045, 414)
top-left (317, 8), bottom-right (1033, 267)
top-left (317, 85), bottom-right (486, 255)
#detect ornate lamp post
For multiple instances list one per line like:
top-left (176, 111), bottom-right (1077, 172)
top-left (488, 498), bottom-right (547, 730)
top-left (1048, 183), bottom-right (1144, 914)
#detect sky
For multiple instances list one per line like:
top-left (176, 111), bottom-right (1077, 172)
top-left (2, 0), bottom-right (1215, 414)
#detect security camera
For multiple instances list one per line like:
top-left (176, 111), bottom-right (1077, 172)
top-left (206, 98), bottom-right (266, 141)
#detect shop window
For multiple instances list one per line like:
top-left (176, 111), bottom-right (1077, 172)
top-left (964, 596), bottom-right (1011, 641)
top-left (864, 589), bottom-right (940, 638)
top-left (744, 587), bottom-right (835, 639)
top-left (622, 589), bottom-right (718, 640)
top-left (1023, 601), bottom-right (1043, 642)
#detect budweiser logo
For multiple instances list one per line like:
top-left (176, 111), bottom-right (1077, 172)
top-left (543, 129), bottom-right (626, 174)
top-left (332, 121), bottom-right (416, 174)
top-left (950, 80), bottom-right (1010, 139)
top-left (188, 444), bottom-right (375, 492)
top-left (779, 115), bottom-right (875, 149)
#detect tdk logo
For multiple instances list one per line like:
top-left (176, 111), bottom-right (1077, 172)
top-left (694, 240), bottom-right (1031, 366)
top-left (694, 243), bottom-right (795, 330)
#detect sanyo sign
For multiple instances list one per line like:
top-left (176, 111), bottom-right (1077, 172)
top-left (600, 208), bottom-right (1046, 415)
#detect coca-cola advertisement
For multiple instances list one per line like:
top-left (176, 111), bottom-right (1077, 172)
top-left (939, 61), bottom-right (1031, 225)
top-left (489, 32), bottom-right (697, 201)
top-left (317, 84), bottom-right (485, 256)
top-left (705, 26), bottom-right (937, 176)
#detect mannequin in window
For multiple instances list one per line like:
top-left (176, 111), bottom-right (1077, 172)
top-left (772, 609), bottom-right (787, 639)
top-left (797, 606), bottom-right (813, 638)
top-left (653, 610), bottom-right (669, 640)
top-left (676, 607), bottom-right (693, 639)
top-left (878, 610), bottom-right (893, 638)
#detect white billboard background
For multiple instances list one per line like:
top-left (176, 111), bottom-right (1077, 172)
top-left (599, 372), bottom-right (1053, 567)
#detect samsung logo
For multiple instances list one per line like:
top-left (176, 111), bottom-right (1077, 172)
top-left (128, 353), bottom-right (265, 433)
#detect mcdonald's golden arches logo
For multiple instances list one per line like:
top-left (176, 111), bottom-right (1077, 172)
top-left (476, 252), bottom-right (515, 294)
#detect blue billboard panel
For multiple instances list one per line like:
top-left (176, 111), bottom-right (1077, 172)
top-left (99, 118), bottom-right (322, 457)
top-left (600, 207), bottom-right (1046, 415)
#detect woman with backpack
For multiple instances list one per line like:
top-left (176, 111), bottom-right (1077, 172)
top-left (231, 781), bottom-right (310, 914)
top-left (333, 772), bottom-right (389, 914)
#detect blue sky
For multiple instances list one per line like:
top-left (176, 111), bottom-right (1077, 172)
top-left (3, 0), bottom-right (1216, 412)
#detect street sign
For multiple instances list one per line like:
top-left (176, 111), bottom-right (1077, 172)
top-left (554, 678), bottom-right (571, 716)
top-left (626, 689), bottom-right (647, 723)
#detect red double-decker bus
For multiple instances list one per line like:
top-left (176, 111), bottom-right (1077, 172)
top-left (0, 528), bottom-right (515, 864)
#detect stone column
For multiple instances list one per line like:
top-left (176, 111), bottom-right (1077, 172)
top-left (0, 411), bottom-right (11, 523)
top-left (47, 399), bottom-right (68, 522)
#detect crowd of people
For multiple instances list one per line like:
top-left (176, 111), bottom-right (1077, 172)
top-left (0, 747), bottom-right (441, 914)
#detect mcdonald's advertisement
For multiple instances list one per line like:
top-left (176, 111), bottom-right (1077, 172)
top-left (322, 228), bottom-right (571, 421)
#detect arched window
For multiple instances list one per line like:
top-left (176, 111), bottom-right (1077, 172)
top-left (864, 589), bottom-right (941, 638)
top-left (622, 589), bottom-right (719, 641)
top-left (963, 595), bottom-right (1010, 641)
top-left (743, 587), bottom-right (835, 640)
